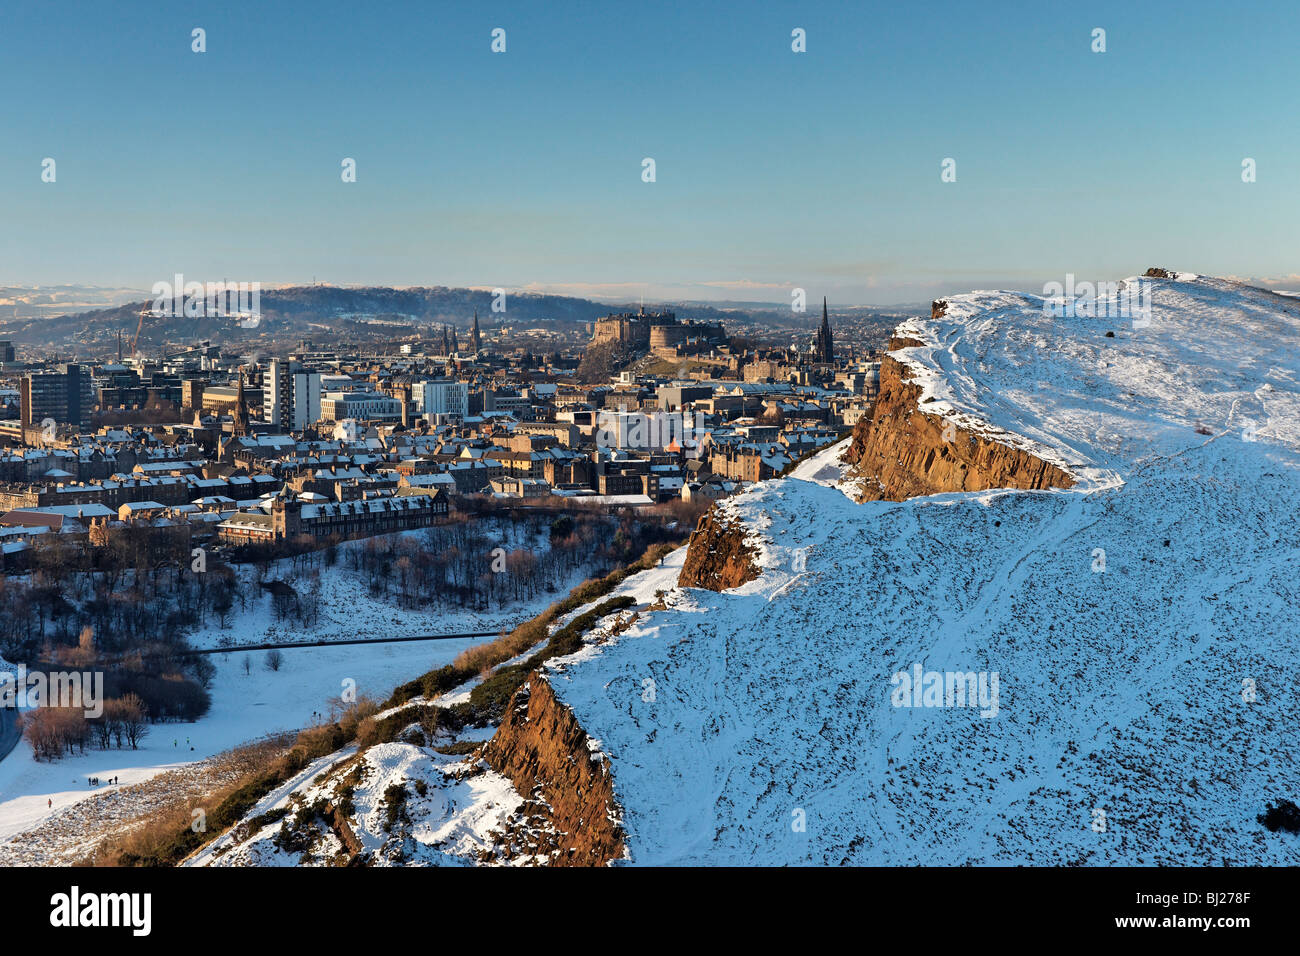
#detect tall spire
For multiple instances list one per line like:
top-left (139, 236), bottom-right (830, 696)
top-left (816, 297), bottom-right (835, 364)
top-left (471, 310), bottom-right (482, 354)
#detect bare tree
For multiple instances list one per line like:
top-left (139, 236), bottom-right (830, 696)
top-left (118, 693), bottom-right (150, 750)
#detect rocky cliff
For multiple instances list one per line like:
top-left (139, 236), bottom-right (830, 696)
top-left (846, 309), bottom-right (1074, 501)
top-left (676, 504), bottom-right (761, 591)
top-left (677, 309), bottom-right (1074, 593)
top-left (481, 675), bottom-right (626, 866)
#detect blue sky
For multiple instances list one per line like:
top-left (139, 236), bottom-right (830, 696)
top-left (2, 0), bottom-right (1297, 304)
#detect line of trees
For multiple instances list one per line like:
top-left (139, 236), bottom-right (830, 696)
top-left (346, 513), bottom-right (629, 611)
top-left (0, 538), bottom-right (236, 665)
top-left (21, 692), bottom-right (149, 761)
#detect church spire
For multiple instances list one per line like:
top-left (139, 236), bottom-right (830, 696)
top-left (232, 370), bottom-right (249, 436)
top-left (816, 297), bottom-right (835, 364)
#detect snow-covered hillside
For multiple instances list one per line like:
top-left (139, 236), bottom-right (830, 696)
top-left (540, 274), bottom-right (1300, 864)
top-left (0, 518), bottom-right (599, 856)
top-left (187, 740), bottom-right (530, 867)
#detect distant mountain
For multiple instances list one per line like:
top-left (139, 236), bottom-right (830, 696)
top-left (0, 285), bottom-right (761, 355)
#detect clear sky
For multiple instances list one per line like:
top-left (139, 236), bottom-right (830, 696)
top-left (2, 0), bottom-right (1297, 304)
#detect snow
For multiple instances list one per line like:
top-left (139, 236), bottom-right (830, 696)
top-left (0, 516), bottom-right (620, 852)
top-left (191, 742), bottom-right (533, 867)
top-left (185, 746), bottom-right (357, 867)
top-left (540, 274), bottom-right (1300, 865)
top-left (189, 521), bottom-right (593, 650)
top-left (891, 275), bottom-right (1300, 493)
top-left (785, 434), bottom-right (855, 492)
top-left (0, 638), bottom-right (478, 847)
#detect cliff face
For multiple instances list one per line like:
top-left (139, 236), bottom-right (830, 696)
top-left (847, 322), bottom-right (1074, 502)
top-left (676, 504), bottom-right (761, 591)
top-left (481, 675), bottom-right (626, 866)
top-left (523, 307), bottom-right (1079, 861)
top-left (677, 313), bottom-right (1074, 593)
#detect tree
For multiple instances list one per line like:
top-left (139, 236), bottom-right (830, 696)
top-left (213, 587), bottom-right (234, 629)
top-left (117, 693), bottom-right (149, 750)
top-left (266, 649), bottom-right (284, 672)
top-left (68, 625), bottom-right (97, 668)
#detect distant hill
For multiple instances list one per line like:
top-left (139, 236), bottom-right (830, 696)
top-left (0, 285), bottom-right (761, 355)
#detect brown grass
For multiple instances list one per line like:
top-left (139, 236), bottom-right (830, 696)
top-left (87, 735), bottom-right (292, 866)
top-left (449, 539), bottom-right (681, 677)
top-left (91, 697), bottom-right (382, 867)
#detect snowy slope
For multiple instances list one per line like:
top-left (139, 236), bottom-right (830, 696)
top-left (0, 522), bottom-right (592, 851)
top-left (541, 274), bottom-right (1300, 865)
top-left (188, 742), bottom-right (529, 867)
top-left (0, 637), bottom-right (482, 853)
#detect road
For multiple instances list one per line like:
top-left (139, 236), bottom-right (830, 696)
top-left (192, 630), bottom-right (500, 656)
top-left (88, 630), bottom-right (506, 667)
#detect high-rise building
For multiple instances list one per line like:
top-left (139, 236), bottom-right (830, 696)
top-left (815, 297), bottom-right (835, 364)
top-left (0, 340), bottom-right (15, 363)
top-left (20, 364), bottom-right (93, 428)
top-left (414, 379), bottom-right (468, 420)
top-left (263, 359), bottom-right (321, 431)
top-left (181, 378), bottom-right (207, 413)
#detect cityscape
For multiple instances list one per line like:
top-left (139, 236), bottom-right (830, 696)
top-left (1, 0), bottom-right (1295, 941)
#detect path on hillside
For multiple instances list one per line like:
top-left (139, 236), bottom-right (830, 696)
top-left (191, 631), bottom-right (500, 656)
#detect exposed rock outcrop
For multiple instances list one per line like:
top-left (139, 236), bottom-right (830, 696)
top-left (526, 313), bottom-right (1078, 863)
top-left (481, 676), bottom-right (626, 866)
top-left (847, 335), bottom-right (1075, 502)
top-left (323, 802), bottom-right (366, 863)
top-left (677, 504), bottom-right (761, 592)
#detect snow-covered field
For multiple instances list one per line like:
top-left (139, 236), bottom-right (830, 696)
top-left (0, 521), bottom-right (601, 852)
top-left (539, 275), bottom-right (1300, 864)
top-left (0, 637), bottom-right (480, 852)
top-left (188, 546), bottom-right (690, 866)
